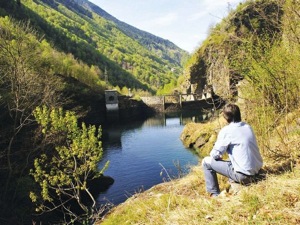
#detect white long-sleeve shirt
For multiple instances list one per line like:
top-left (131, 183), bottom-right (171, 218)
top-left (210, 122), bottom-right (263, 175)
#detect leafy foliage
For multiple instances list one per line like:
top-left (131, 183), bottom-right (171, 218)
top-left (234, 0), bottom-right (300, 158)
top-left (0, 16), bottom-right (104, 224)
top-left (0, 16), bottom-right (64, 179)
top-left (30, 106), bottom-right (108, 224)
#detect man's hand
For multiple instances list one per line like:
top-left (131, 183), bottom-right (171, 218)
top-left (210, 150), bottom-right (223, 160)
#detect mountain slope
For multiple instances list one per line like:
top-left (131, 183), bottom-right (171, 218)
top-left (75, 0), bottom-right (189, 66)
top-left (2, 0), bottom-right (188, 93)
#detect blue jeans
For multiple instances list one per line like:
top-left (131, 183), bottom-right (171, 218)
top-left (202, 156), bottom-right (253, 195)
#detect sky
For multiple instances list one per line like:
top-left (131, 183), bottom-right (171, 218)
top-left (89, 0), bottom-right (244, 53)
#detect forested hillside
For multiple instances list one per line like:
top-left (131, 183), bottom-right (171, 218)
top-left (0, 0), bottom-right (189, 224)
top-left (0, 0), bottom-right (188, 94)
top-left (76, 0), bottom-right (187, 66)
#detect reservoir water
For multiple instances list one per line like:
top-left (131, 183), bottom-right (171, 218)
top-left (97, 111), bottom-right (208, 207)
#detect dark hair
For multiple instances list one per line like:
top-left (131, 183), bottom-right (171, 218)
top-left (223, 103), bottom-right (241, 123)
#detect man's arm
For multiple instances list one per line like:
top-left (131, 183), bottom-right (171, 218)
top-left (209, 129), bottom-right (230, 160)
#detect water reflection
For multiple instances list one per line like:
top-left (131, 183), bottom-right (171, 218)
top-left (97, 110), bottom-right (209, 207)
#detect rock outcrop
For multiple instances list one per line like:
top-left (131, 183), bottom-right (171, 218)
top-left (181, 0), bottom-right (283, 101)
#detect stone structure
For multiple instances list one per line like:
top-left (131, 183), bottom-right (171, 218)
top-left (140, 96), bottom-right (165, 112)
top-left (104, 91), bottom-right (221, 114)
top-left (141, 94), bottom-right (221, 112)
top-left (105, 90), bottom-right (119, 111)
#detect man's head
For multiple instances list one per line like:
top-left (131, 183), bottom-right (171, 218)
top-left (223, 103), bottom-right (241, 123)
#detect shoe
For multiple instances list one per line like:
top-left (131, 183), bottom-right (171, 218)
top-left (219, 190), bottom-right (227, 197)
top-left (209, 193), bottom-right (219, 198)
top-left (228, 182), bottom-right (242, 195)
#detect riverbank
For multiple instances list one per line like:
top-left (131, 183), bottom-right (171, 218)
top-left (97, 111), bottom-right (300, 224)
top-left (98, 163), bottom-right (300, 224)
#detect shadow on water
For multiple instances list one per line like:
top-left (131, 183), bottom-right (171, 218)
top-left (100, 108), bottom-right (214, 152)
top-left (96, 108), bottom-right (215, 215)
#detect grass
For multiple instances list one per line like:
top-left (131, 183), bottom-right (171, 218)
top-left (97, 161), bottom-right (300, 225)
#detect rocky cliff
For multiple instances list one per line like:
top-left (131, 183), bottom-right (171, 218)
top-left (181, 0), bottom-right (283, 101)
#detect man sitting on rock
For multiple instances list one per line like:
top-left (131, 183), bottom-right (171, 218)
top-left (202, 103), bottom-right (263, 197)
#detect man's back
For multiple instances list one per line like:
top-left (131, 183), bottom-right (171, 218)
top-left (224, 122), bottom-right (263, 175)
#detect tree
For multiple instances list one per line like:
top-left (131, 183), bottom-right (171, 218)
top-left (30, 106), bottom-right (109, 224)
top-left (0, 17), bottom-right (63, 188)
top-left (228, 0), bottom-right (300, 158)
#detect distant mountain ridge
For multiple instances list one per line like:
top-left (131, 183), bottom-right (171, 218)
top-left (1, 0), bottom-right (190, 93)
top-left (74, 0), bottom-right (188, 66)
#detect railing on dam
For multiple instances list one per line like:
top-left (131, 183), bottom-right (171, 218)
top-left (104, 89), bottom-right (220, 112)
top-left (140, 92), bottom-right (217, 112)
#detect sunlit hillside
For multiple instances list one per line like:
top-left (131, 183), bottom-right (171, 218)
top-left (1, 0), bottom-right (189, 94)
top-left (99, 0), bottom-right (300, 224)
